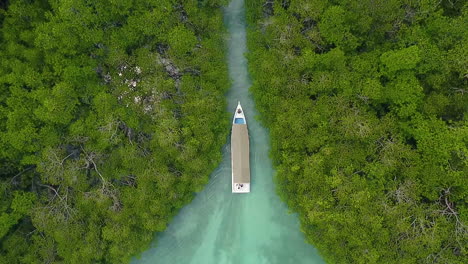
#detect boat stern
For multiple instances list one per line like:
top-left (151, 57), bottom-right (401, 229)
top-left (232, 183), bottom-right (250, 193)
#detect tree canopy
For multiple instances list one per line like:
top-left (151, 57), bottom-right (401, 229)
top-left (246, 0), bottom-right (467, 263)
top-left (0, 0), bottom-right (229, 263)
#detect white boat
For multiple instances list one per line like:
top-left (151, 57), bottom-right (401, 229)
top-left (231, 102), bottom-right (250, 193)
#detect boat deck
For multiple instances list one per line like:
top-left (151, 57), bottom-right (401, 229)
top-left (231, 123), bottom-right (250, 193)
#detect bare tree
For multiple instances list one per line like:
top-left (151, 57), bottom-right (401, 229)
top-left (436, 187), bottom-right (467, 238)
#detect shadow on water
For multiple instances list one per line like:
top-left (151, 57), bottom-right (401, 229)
top-left (132, 0), bottom-right (325, 263)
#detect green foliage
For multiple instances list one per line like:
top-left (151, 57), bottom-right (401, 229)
top-left (380, 46), bottom-right (421, 73)
top-left (319, 6), bottom-right (358, 50)
top-left (246, 0), bottom-right (467, 263)
top-left (0, 191), bottom-right (35, 239)
top-left (168, 25), bottom-right (198, 56)
top-left (0, 0), bottom-right (229, 263)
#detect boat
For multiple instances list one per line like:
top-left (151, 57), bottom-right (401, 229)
top-left (231, 102), bottom-right (250, 193)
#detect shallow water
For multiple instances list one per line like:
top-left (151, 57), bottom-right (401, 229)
top-left (132, 0), bottom-right (325, 263)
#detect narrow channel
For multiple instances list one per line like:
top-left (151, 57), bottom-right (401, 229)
top-left (133, 0), bottom-right (324, 263)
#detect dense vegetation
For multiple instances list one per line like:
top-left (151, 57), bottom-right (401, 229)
top-left (0, 0), bottom-right (228, 263)
top-left (246, 0), bottom-right (467, 263)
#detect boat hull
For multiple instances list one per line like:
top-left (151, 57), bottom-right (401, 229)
top-left (231, 102), bottom-right (250, 193)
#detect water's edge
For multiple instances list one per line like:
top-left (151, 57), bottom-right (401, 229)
top-left (132, 1), bottom-right (324, 263)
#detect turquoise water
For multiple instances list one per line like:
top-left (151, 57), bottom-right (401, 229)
top-left (132, 0), bottom-right (325, 263)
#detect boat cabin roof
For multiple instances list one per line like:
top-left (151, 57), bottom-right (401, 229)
top-left (231, 124), bottom-right (250, 183)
